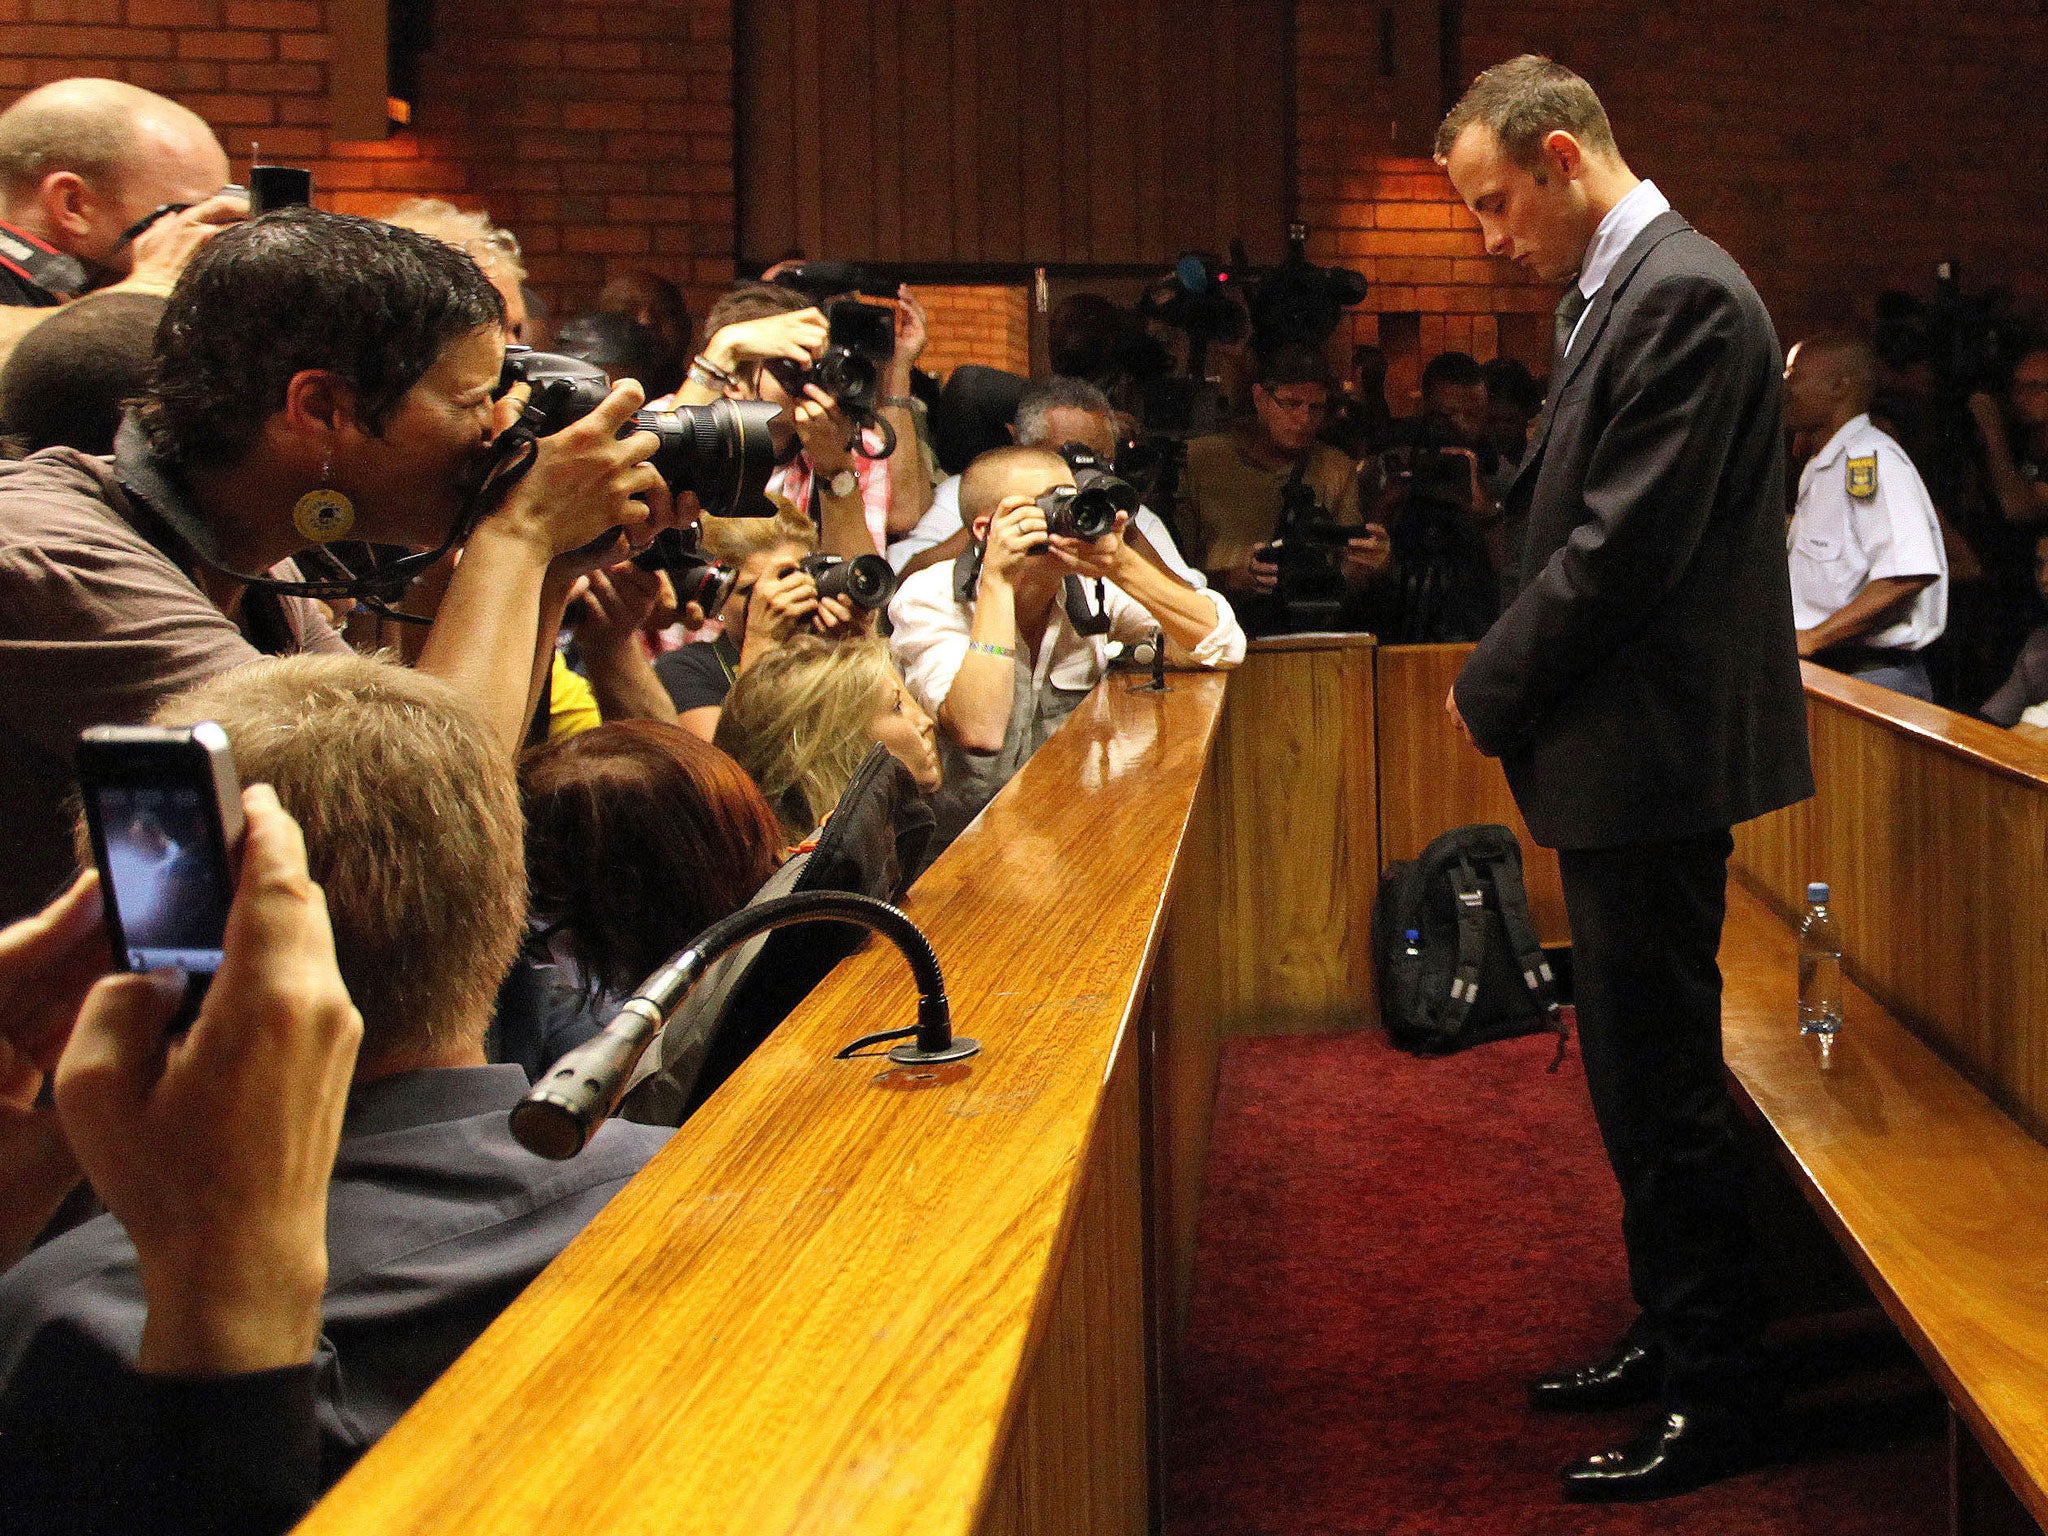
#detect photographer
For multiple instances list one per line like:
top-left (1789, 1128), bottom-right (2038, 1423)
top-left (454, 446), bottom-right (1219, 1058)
top-left (0, 79), bottom-right (244, 368)
top-left (673, 281), bottom-right (888, 559)
top-left (893, 377), bottom-right (1206, 589)
top-left (1179, 347), bottom-right (1385, 606)
top-left (0, 207), bottom-right (679, 925)
top-left (1968, 345), bottom-right (2048, 526)
top-left (889, 445), bottom-right (1243, 844)
top-left (0, 789), bottom-right (361, 1536)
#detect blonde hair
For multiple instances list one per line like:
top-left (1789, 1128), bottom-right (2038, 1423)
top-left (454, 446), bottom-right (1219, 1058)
top-left (696, 498), bottom-right (815, 563)
top-left (715, 634), bottom-right (899, 840)
top-left (151, 653), bottom-right (525, 1064)
top-left (378, 196), bottom-right (526, 284)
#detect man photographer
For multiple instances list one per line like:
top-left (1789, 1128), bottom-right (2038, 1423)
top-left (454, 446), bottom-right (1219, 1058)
top-left (0, 206), bottom-right (679, 924)
top-left (891, 376), bottom-right (1206, 589)
top-left (1969, 344), bottom-right (2048, 527)
top-left (0, 79), bottom-right (243, 368)
top-left (1179, 347), bottom-right (1387, 616)
top-left (889, 445), bottom-right (1243, 844)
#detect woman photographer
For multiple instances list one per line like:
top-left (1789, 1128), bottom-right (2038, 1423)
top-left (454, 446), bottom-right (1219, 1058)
top-left (0, 206), bottom-right (683, 925)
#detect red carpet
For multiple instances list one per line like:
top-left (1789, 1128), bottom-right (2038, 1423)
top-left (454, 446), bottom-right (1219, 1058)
top-left (1165, 1028), bottom-right (1945, 1536)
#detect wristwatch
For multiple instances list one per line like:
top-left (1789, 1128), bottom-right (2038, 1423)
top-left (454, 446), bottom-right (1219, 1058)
top-left (826, 467), bottom-right (858, 499)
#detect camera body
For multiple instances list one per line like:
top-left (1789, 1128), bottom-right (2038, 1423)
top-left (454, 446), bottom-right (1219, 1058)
top-left (1253, 479), bottom-right (1349, 631)
top-left (1037, 444), bottom-right (1140, 542)
top-left (630, 527), bottom-right (737, 615)
top-left (798, 552), bottom-right (896, 612)
top-left (766, 299), bottom-right (896, 423)
top-left (499, 347), bottom-right (792, 518)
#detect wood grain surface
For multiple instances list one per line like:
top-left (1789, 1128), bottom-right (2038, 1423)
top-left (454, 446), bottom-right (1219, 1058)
top-left (1734, 664), bottom-right (2048, 1140)
top-left (295, 674), bottom-right (1229, 1536)
top-left (1720, 883), bottom-right (2048, 1531)
top-left (1371, 643), bottom-right (1569, 947)
top-left (1164, 636), bottom-right (1380, 1037)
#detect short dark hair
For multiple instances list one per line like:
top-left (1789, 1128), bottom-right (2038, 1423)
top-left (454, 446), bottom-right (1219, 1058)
top-left (1481, 355), bottom-right (1542, 415)
top-left (701, 281), bottom-right (809, 352)
top-left (554, 311), bottom-right (666, 388)
top-left (1254, 345), bottom-right (1334, 393)
top-left (0, 290), bottom-right (163, 456)
top-left (1014, 376), bottom-right (1113, 446)
top-left (1421, 350), bottom-right (1483, 394)
top-left (1435, 55), bottom-right (1619, 169)
top-left (141, 206), bottom-right (504, 470)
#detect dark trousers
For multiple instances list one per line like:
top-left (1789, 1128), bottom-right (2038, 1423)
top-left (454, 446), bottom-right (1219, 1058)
top-left (1557, 828), bottom-right (1765, 1411)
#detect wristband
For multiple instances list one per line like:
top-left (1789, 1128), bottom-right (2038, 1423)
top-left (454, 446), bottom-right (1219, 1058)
top-left (689, 355), bottom-right (736, 390)
top-left (880, 395), bottom-right (917, 409)
top-left (968, 640), bottom-right (1016, 659)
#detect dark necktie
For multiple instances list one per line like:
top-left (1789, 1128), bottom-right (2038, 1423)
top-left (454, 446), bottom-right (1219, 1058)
top-left (1554, 282), bottom-right (1591, 369)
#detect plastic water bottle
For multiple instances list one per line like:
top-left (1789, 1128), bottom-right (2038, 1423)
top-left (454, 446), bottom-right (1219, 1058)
top-left (1798, 882), bottom-right (1843, 1037)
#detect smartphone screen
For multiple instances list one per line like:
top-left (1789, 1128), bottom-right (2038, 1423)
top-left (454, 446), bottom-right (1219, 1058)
top-left (79, 725), bottom-right (242, 980)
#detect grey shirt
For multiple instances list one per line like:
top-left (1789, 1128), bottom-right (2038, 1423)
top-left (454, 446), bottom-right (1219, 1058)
top-left (0, 441), bottom-right (348, 923)
top-left (0, 1065), bottom-right (670, 1489)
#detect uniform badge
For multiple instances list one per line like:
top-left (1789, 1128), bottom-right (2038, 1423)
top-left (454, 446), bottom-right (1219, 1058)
top-left (1846, 455), bottom-right (1879, 501)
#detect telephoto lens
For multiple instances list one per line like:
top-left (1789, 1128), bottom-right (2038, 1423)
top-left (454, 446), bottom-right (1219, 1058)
top-left (498, 348), bottom-right (797, 517)
top-left (799, 552), bottom-right (896, 611)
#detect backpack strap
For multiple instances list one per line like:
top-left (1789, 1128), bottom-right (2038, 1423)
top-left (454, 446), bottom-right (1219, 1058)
top-left (1434, 858), bottom-right (1491, 1045)
top-left (1478, 853), bottom-right (1572, 1071)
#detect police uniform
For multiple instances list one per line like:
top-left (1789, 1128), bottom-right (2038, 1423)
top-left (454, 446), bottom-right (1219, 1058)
top-left (1788, 412), bottom-right (1947, 700)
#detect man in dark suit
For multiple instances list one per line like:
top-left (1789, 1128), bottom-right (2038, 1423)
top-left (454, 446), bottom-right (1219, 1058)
top-left (1436, 57), bottom-right (1814, 1500)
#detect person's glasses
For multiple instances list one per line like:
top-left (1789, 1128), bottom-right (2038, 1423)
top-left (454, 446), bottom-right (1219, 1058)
top-left (1268, 393), bottom-right (1328, 415)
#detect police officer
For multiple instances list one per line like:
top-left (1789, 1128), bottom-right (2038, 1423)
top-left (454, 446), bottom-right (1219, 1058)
top-left (1785, 331), bottom-right (1947, 701)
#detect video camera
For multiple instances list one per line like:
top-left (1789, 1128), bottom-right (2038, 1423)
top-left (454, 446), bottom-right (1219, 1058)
top-left (798, 552), bottom-right (896, 612)
top-left (1254, 477), bottom-right (1350, 630)
top-left (498, 347), bottom-right (795, 518)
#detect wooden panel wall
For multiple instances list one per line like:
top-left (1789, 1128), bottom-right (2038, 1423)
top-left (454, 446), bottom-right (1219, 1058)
top-left (1732, 667), bottom-right (2048, 1142)
top-left (1170, 636), bottom-right (1382, 1037)
top-left (740, 0), bottom-right (1290, 267)
top-left (1372, 643), bottom-right (1569, 947)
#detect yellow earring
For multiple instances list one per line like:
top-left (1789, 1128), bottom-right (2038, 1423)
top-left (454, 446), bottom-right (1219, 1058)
top-left (292, 457), bottom-right (355, 543)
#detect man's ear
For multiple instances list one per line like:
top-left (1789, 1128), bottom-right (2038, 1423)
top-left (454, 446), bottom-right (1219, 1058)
top-left (37, 171), bottom-right (96, 246)
top-left (970, 512), bottom-right (995, 542)
top-left (1541, 129), bottom-right (1585, 183)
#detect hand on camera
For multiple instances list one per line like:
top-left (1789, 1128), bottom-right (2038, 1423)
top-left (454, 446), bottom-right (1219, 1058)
top-left (1241, 548), bottom-right (1281, 596)
top-left (1045, 510), bottom-right (1130, 582)
top-left (497, 379), bottom-right (675, 567)
top-left (57, 784), bottom-right (362, 1374)
top-left (812, 592), bottom-right (872, 640)
top-left (747, 562), bottom-right (822, 649)
top-left (979, 495), bottom-right (1049, 588)
top-left (792, 383), bottom-right (858, 473)
top-left (1340, 525), bottom-right (1392, 585)
top-left (703, 308), bottom-right (828, 378)
top-left (119, 189), bottom-right (247, 295)
top-left (571, 561), bottom-right (666, 655)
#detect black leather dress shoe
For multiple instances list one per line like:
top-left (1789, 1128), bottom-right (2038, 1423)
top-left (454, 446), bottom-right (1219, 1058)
top-left (1560, 1409), bottom-right (1760, 1502)
top-left (1527, 1337), bottom-right (1662, 1412)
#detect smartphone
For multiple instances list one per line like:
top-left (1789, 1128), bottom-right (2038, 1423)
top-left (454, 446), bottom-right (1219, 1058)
top-left (249, 165), bottom-right (313, 215)
top-left (77, 724), bottom-right (244, 992)
top-left (827, 298), bottom-right (897, 364)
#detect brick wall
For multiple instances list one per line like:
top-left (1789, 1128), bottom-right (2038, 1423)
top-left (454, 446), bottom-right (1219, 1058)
top-left (916, 284), bottom-right (1030, 382)
top-left (0, 0), bottom-right (736, 324)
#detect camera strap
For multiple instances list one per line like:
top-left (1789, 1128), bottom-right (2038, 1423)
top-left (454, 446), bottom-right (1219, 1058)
top-left (1063, 575), bottom-right (1114, 636)
top-left (0, 218), bottom-right (84, 302)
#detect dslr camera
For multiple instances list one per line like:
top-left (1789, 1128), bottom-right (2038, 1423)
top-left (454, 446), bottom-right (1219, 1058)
top-left (765, 299), bottom-right (897, 432)
top-left (499, 347), bottom-right (793, 518)
top-left (1037, 443), bottom-right (1140, 543)
top-left (1254, 478), bottom-right (1350, 630)
top-left (798, 552), bottom-right (896, 612)
top-left (630, 527), bottom-right (737, 615)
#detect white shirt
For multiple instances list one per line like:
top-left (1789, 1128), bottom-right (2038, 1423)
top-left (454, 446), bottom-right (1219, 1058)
top-left (887, 473), bottom-right (1208, 590)
top-left (1565, 179), bottom-right (1672, 356)
top-left (1787, 413), bottom-right (1947, 651)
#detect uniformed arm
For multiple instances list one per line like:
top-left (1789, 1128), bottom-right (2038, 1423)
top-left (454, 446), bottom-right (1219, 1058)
top-left (1453, 272), bottom-right (1758, 756)
top-left (1795, 575), bottom-right (1934, 656)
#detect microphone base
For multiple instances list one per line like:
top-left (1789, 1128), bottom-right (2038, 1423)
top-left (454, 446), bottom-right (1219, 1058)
top-left (888, 1036), bottom-right (981, 1066)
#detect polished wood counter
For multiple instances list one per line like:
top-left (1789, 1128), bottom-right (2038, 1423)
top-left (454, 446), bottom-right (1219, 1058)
top-left (298, 672), bottom-right (1230, 1536)
top-left (1735, 662), bottom-right (2048, 1140)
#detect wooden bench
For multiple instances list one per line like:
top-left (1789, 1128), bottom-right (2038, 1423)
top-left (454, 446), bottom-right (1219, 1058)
top-left (1724, 663), bottom-right (2048, 1535)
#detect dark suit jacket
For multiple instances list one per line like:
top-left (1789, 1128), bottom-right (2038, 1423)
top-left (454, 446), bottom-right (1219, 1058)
top-left (1454, 210), bottom-right (1813, 850)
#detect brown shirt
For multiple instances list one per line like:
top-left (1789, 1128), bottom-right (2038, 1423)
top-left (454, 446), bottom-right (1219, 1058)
top-left (1180, 426), bottom-right (1363, 581)
top-left (0, 445), bottom-right (349, 922)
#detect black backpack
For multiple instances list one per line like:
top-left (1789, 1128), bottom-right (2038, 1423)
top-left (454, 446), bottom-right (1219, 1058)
top-left (1373, 823), bottom-right (1570, 1066)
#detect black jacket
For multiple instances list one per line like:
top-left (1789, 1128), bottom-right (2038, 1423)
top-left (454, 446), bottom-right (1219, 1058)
top-left (1454, 210), bottom-right (1813, 849)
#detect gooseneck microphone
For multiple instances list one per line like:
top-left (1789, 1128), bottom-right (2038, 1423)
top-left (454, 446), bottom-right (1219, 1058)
top-left (510, 892), bottom-right (976, 1160)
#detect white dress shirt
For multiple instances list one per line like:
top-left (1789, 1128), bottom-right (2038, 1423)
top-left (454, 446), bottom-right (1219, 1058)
top-left (1565, 179), bottom-right (1672, 356)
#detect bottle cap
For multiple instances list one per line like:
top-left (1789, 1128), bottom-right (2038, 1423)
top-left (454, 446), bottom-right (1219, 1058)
top-left (1807, 881), bottom-right (1830, 904)
top-left (1404, 929), bottom-right (1420, 943)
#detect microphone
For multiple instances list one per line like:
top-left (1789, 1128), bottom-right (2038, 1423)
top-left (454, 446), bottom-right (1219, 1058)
top-left (510, 891), bottom-right (975, 1160)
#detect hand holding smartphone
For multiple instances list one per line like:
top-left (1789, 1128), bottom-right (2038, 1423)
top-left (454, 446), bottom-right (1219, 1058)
top-left (77, 724), bottom-right (244, 1005)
